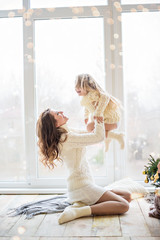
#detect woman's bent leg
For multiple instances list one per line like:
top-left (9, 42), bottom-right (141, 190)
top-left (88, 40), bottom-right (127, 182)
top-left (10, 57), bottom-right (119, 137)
top-left (110, 189), bottom-right (132, 203)
top-left (58, 190), bottom-right (130, 224)
top-left (90, 190), bottom-right (130, 215)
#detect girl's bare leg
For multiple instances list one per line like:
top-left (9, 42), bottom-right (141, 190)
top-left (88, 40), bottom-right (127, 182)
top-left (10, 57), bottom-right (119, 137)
top-left (105, 124), bottom-right (117, 151)
top-left (90, 190), bottom-right (130, 215)
top-left (105, 123), bottom-right (117, 135)
top-left (105, 123), bottom-right (124, 150)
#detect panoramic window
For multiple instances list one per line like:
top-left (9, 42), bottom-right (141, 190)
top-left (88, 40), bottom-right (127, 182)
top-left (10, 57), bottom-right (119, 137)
top-left (122, 11), bottom-right (160, 180)
top-left (35, 17), bottom-right (106, 178)
top-left (0, 18), bottom-right (25, 181)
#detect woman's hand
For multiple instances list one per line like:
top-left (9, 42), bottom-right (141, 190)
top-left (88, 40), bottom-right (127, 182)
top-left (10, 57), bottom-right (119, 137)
top-left (85, 118), bottom-right (88, 124)
top-left (94, 116), bottom-right (104, 123)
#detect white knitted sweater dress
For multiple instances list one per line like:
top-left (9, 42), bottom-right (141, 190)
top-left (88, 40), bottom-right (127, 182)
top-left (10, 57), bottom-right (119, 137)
top-left (60, 121), bottom-right (106, 205)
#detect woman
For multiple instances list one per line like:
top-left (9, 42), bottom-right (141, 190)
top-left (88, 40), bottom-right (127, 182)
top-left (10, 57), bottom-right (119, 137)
top-left (36, 108), bottom-right (131, 224)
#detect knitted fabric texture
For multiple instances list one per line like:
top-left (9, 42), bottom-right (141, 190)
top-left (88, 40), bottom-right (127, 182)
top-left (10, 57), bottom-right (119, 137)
top-left (80, 90), bottom-right (121, 124)
top-left (61, 122), bottom-right (105, 192)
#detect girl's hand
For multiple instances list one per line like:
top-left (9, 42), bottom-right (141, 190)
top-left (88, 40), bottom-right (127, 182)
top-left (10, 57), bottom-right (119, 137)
top-left (85, 119), bottom-right (88, 124)
top-left (94, 116), bottom-right (104, 123)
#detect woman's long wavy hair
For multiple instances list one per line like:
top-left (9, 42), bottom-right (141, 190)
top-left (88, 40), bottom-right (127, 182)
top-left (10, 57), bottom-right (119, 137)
top-left (36, 109), bottom-right (68, 169)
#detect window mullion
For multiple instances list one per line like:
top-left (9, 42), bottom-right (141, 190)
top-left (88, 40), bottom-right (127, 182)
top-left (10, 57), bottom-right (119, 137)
top-left (23, 1), bottom-right (37, 186)
top-left (31, 5), bottom-right (107, 19)
top-left (103, 3), bottom-right (115, 184)
top-left (121, 3), bottom-right (159, 13)
top-left (111, 0), bottom-right (126, 181)
top-left (23, 0), bottom-right (30, 10)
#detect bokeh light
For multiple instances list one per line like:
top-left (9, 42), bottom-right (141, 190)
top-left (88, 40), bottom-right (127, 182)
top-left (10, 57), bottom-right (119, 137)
top-left (18, 226), bottom-right (26, 235)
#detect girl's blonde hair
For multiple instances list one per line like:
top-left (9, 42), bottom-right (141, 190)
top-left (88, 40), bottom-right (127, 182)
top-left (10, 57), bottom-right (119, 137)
top-left (75, 73), bottom-right (123, 108)
top-left (36, 109), bottom-right (68, 169)
top-left (75, 74), bottom-right (105, 94)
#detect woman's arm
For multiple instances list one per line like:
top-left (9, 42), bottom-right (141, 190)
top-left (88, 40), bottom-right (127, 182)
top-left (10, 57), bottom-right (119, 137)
top-left (65, 121), bottom-right (104, 148)
top-left (69, 127), bottom-right (88, 134)
top-left (84, 108), bottom-right (90, 120)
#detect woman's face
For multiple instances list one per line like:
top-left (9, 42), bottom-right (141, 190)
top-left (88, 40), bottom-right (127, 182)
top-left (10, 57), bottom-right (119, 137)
top-left (50, 110), bottom-right (68, 127)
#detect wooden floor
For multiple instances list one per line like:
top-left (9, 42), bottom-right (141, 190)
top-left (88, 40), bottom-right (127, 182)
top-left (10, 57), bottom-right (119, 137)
top-left (0, 194), bottom-right (160, 240)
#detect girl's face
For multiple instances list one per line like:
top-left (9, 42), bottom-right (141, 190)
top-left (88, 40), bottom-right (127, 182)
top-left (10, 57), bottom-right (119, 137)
top-left (50, 110), bottom-right (68, 127)
top-left (75, 87), bottom-right (87, 96)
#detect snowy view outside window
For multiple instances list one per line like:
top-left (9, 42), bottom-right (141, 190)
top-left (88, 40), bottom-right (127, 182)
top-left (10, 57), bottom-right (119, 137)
top-left (0, 0), bottom-right (22, 10)
top-left (122, 12), bottom-right (160, 180)
top-left (0, 18), bottom-right (25, 181)
top-left (35, 18), bottom-right (106, 178)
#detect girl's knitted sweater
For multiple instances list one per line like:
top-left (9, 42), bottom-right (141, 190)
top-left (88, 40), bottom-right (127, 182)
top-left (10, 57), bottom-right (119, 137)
top-left (81, 90), bottom-right (121, 123)
top-left (60, 121), bottom-right (104, 192)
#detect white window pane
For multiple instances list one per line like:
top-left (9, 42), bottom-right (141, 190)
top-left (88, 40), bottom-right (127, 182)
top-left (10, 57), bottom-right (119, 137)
top-left (0, 18), bottom-right (25, 181)
top-left (0, 0), bottom-right (22, 10)
top-left (121, 0), bottom-right (160, 4)
top-left (35, 18), bottom-right (106, 178)
top-left (31, 0), bottom-right (107, 8)
top-left (122, 12), bottom-right (160, 180)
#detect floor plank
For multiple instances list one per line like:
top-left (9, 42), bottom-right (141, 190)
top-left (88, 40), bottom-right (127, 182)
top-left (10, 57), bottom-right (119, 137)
top-left (138, 198), bottom-right (160, 237)
top-left (0, 238), bottom-right (10, 240)
top-left (9, 238), bottom-right (40, 240)
top-left (91, 215), bottom-right (121, 236)
top-left (63, 216), bottom-right (93, 236)
top-left (120, 199), bottom-right (151, 237)
top-left (0, 195), bottom-right (159, 239)
top-left (0, 195), bottom-right (38, 237)
top-left (35, 213), bottom-right (66, 237)
top-left (39, 238), bottom-right (130, 240)
top-left (0, 195), bottom-right (15, 215)
top-left (7, 195), bottom-right (46, 237)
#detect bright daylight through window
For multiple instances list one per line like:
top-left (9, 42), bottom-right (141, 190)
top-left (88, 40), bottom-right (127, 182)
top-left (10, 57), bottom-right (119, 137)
top-left (0, 1), bottom-right (160, 189)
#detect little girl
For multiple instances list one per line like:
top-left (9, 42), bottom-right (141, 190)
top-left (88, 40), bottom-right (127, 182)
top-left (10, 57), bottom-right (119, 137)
top-left (75, 73), bottom-right (124, 151)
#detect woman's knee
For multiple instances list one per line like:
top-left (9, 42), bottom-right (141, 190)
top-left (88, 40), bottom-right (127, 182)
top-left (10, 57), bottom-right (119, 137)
top-left (119, 200), bottom-right (130, 214)
top-left (125, 191), bottom-right (132, 203)
top-left (111, 189), bottom-right (132, 203)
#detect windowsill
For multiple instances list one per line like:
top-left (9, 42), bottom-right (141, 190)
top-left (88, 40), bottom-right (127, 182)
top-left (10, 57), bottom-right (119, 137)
top-left (0, 186), bottom-right (156, 194)
top-left (0, 188), bottom-right (68, 194)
